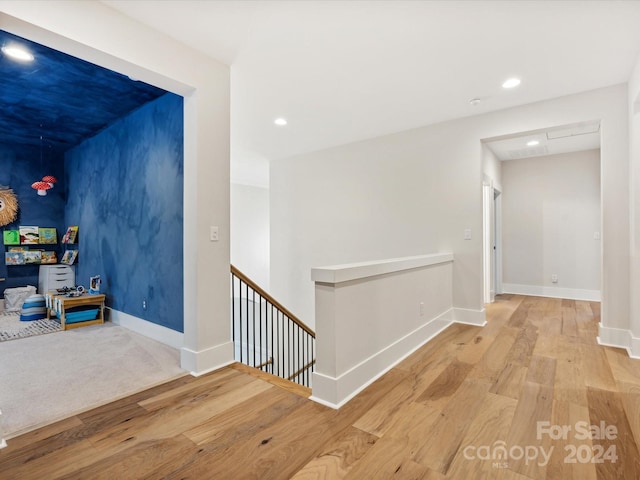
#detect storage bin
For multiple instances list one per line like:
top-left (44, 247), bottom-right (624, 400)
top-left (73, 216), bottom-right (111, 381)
top-left (57, 306), bottom-right (100, 324)
top-left (3, 286), bottom-right (37, 312)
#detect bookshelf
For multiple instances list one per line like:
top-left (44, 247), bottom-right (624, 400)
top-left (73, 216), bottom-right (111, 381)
top-left (3, 226), bottom-right (60, 266)
top-left (3, 225), bottom-right (79, 266)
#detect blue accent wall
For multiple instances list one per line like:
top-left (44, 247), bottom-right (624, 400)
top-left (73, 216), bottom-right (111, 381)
top-left (0, 144), bottom-right (66, 292)
top-left (65, 93), bottom-right (184, 332)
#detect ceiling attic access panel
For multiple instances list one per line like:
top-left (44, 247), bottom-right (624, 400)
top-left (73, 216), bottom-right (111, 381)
top-left (0, 29), bottom-right (167, 156)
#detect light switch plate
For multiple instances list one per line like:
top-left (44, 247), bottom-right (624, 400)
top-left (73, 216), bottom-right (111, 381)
top-left (210, 226), bottom-right (219, 242)
top-left (464, 229), bottom-right (472, 240)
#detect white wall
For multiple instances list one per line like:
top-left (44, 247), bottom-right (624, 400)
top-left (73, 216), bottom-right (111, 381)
top-left (628, 54), bottom-right (640, 353)
top-left (482, 143), bottom-right (502, 191)
top-left (311, 254), bottom-right (456, 408)
top-left (231, 183), bottom-right (270, 289)
top-left (0, 1), bottom-right (233, 374)
top-left (271, 84), bottom-right (628, 331)
top-left (501, 150), bottom-right (601, 300)
top-left (271, 120), bottom-right (485, 328)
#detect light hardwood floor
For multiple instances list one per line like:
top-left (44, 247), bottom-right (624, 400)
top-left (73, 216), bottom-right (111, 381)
top-left (1, 295), bottom-right (640, 479)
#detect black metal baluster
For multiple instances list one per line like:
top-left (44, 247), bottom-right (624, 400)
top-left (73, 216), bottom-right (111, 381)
top-left (251, 285), bottom-right (255, 368)
top-left (279, 311), bottom-right (283, 379)
top-left (269, 298), bottom-right (273, 374)
top-left (296, 325), bottom-right (304, 384)
top-left (288, 317), bottom-right (292, 381)
top-left (239, 280), bottom-right (243, 363)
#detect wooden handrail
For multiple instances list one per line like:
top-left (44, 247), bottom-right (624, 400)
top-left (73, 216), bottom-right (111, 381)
top-left (287, 359), bottom-right (317, 382)
top-left (256, 357), bottom-right (274, 370)
top-left (231, 264), bottom-right (316, 338)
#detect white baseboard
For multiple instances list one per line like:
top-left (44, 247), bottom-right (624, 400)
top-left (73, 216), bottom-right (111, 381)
top-left (0, 408), bottom-right (5, 449)
top-left (597, 323), bottom-right (640, 359)
top-left (502, 283), bottom-right (601, 302)
top-left (453, 307), bottom-right (487, 326)
top-left (310, 309), bottom-right (455, 409)
top-left (108, 308), bottom-right (184, 350)
top-left (181, 341), bottom-right (235, 376)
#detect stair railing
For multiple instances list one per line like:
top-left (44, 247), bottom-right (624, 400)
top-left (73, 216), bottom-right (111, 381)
top-left (231, 265), bottom-right (316, 387)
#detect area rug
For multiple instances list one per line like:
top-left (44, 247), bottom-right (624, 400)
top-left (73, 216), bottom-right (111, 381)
top-left (0, 311), bottom-right (62, 342)
top-left (0, 322), bottom-right (185, 438)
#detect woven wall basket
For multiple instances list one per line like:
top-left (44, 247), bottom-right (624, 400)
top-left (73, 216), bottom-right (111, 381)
top-left (0, 189), bottom-right (18, 226)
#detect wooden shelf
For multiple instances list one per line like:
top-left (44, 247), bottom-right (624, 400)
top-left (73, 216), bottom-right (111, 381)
top-left (45, 292), bottom-right (105, 330)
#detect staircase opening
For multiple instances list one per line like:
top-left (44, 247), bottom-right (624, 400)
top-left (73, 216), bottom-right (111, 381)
top-left (230, 265), bottom-right (315, 391)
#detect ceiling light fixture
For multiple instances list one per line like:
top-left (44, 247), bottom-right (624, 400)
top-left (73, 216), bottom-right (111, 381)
top-left (274, 118), bottom-right (287, 126)
top-left (1, 45), bottom-right (34, 62)
top-left (502, 77), bottom-right (521, 89)
top-left (468, 98), bottom-right (482, 106)
top-left (526, 140), bottom-right (540, 147)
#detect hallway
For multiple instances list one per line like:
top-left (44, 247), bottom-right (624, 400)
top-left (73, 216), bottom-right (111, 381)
top-left (1, 295), bottom-right (638, 479)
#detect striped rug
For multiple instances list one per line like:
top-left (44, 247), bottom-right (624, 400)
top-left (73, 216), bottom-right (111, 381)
top-left (0, 312), bottom-right (62, 342)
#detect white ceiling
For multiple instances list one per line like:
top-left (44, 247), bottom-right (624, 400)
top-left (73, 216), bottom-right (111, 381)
top-left (484, 120), bottom-right (601, 161)
top-left (102, 0), bottom-right (640, 186)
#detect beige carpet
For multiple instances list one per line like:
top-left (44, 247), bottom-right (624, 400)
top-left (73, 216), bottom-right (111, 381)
top-left (0, 322), bottom-right (186, 438)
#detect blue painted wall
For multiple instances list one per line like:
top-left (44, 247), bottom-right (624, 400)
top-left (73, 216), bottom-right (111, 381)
top-left (65, 93), bottom-right (184, 332)
top-left (0, 144), bottom-right (66, 292)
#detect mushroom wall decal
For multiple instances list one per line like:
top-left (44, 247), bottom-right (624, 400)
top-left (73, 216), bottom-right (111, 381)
top-left (42, 175), bottom-right (57, 188)
top-left (31, 181), bottom-right (52, 196)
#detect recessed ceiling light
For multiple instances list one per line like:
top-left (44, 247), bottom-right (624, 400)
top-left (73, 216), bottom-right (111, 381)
top-left (274, 118), bottom-right (287, 126)
top-left (1, 45), bottom-right (34, 62)
top-left (526, 140), bottom-right (539, 146)
top-left (502, 78), bottom-right (521, 89)
top-left (468, 98), bottom-right (482, 106)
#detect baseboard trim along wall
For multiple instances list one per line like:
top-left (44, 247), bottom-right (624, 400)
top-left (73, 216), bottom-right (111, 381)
top-left (310, 308), bottom-right (455, 409)
top-left (108, 308), bottom-right (184, 350)
top-left (0, 409), bottom-right (6, 449)
top-left (502, 283), bottom-right (601, 302)
top-left (109, 308), bottom-right (235, 375)
top-left (597, 323), bottom-right (640, 359)
top-left (453, 307), bottom-right (487, 326)
top-left (180, 342), bottom-right (236, 376)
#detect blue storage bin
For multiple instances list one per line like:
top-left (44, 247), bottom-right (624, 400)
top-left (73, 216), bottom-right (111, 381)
top-left (65, 309), bottom-right (100, 323)
top-left (57, 306), bottom-right (100, 324)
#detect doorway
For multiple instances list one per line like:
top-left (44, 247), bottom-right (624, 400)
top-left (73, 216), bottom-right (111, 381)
top-left (483, 181), bottom-right (501, 304)
top-left (482, 121), bottom-right (602, 303)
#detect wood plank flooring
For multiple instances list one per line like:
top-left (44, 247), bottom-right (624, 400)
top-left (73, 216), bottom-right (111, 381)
top-left (2, 295), bottom-right (640, 479)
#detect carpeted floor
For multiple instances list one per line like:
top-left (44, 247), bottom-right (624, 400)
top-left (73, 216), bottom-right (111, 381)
top-left (0, 311), bottom-right (62, 342)
top-left (0, 322), bottom-right (186, 438)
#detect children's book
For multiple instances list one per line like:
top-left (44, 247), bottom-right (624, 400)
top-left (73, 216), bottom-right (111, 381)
top-left (23, 250), bottom-right (42, 264)
top-left (40, 251), bottom-right (58, 264)
top-left (60, 249), bottom-right (78, 265)
top-left (62, 226), bottom-right (79, 244)
top-left (3, 230), bottom-right (19, 245)
top-left (5, 251), bottom-right (24, 265)
top-left (19, 226), bottom-right (39, 244)
top-left (38, 227), bottom-right (57, 244)
top-left (8, 246), bottom-right (27, 252)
